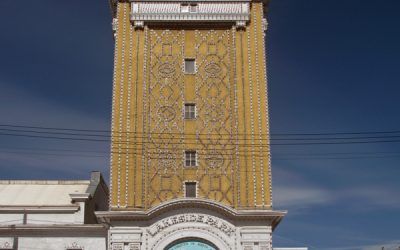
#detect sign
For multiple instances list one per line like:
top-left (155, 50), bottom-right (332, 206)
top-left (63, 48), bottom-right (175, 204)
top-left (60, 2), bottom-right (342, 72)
top-left (147, 213), bottom-right (235, 237)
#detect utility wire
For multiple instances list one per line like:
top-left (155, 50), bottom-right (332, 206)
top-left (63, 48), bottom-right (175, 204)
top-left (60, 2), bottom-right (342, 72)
top-left (2, 132), bottom-right (400, 146)
top-left (2, 149), bottom-right (400, 161)
top-left (2, 146), bottom-right (399, 157)
top-left (1, 123), bottom-right (400, 136)
top-left (2, 127), bottom-right (400, 141)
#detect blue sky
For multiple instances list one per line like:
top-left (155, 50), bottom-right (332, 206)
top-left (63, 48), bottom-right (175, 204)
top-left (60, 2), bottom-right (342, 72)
top-left (0, 1), bottom-right (399, 249)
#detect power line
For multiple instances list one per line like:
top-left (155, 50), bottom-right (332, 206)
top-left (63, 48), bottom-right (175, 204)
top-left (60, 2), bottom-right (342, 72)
top-left (3, 145), bottom-right (399, 157)
top-left (2, 148), bottom-right (400, 161)
top-left (2, 132), bottom-right (400, 146)
top-left (2, 127), bottom-right (400, 141)
top-left (1, 123), bottom-right (400, 136)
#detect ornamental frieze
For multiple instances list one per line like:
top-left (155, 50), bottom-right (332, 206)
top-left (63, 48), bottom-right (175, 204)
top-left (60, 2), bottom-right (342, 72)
top-left (147, 213), bottom-right (235, 236)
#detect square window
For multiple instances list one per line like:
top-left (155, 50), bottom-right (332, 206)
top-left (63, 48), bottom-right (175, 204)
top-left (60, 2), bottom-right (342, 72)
top-left (185, 151), bottom-right (197, 167)
top-left (184, 103), bottom-right (196, 119)
top-left (184, 59), bottom-right (196, 74)
top-left (185, 182), bottom-right (197, 197)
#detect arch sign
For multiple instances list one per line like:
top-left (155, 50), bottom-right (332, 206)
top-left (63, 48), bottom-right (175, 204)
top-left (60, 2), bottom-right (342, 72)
top-left (167, 240), bottom-right (217, 250)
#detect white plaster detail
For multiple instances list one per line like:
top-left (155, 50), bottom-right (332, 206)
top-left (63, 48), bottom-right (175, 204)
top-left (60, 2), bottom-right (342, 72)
top-left (134, 21), bottom-right (144, 28)
top-left (130, 2), bottom-right (249, 23)
top-left (65, 241), bottom-right (84, 250)
top-left (262, 18), bottom-right (268, 31)
top-left (147, 213), bottom-right (235, 236)
top-left (111, 243), bottom-right (124, 250)
top-left (236, 20), bottom-right (246, 28)
top-left (0, 238), bottom-right (13, 250)
top-left (152, 228), bottom-right (232, 250)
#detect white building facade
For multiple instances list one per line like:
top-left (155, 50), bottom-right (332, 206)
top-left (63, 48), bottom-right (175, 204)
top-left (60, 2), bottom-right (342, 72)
top-left (0, 171), bottom-right (109, 250)
top-left (97, 199), bottom-right (285, 250)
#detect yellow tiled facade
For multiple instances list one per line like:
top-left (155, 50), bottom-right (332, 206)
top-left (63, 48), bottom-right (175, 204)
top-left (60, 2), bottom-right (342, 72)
top-left (110, 1), bottom-right (272, 210)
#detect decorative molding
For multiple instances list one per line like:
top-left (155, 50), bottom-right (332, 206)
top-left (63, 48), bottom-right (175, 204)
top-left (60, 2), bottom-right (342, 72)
top-left (128, 243), bottom-right (140, 250)
top-left (262, 18), bottom-right (268, 31)
top-left (236, 20), bottom-right (246, 28)
top-left (111, 243), bottom-right (124, 250)
top-left (112, 18), bottom-right (118, 38)
top-left (65, 242), bottom-right (84, 250)
top-left (133, 21), bottom-right (144, 28)
top-left (130, 2), bottom-right (249, 24)
top-left (0, 205), bottom-right (79, 213)
top-left (0, 240), bottom-right (13, 250)
top-left (151, 227), bottom-right (232, 250)
top-left (96, 198), bottom-right (286, 229)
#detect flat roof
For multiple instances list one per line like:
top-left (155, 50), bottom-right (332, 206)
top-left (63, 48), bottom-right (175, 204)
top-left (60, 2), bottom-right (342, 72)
top-left (0, 180), bottom-right (90, 206)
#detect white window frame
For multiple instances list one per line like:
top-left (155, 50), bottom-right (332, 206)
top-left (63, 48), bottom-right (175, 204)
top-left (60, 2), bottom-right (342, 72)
top-left (184, 103), bottom-right (196, 119)
top-left (184, 150), bottom-right (197, 167)
top-left (184, 58), bottom-right (196, 74)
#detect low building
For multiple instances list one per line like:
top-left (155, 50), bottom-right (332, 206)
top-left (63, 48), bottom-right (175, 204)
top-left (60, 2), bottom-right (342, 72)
top-left (0, 171), bottom-right (108, 250)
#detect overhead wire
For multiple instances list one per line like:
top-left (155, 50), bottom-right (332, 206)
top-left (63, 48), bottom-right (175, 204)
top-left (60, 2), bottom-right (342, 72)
top-left (2, 127), bottom-right (400, 141)
top-left (1, 123), bottom-right (400, 136)
top-left (2, 131), bottom-right (400, 146)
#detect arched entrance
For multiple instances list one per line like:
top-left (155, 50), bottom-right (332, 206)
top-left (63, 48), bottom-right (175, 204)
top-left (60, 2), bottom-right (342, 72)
top-left (166, 238), bottom-right (218, 250)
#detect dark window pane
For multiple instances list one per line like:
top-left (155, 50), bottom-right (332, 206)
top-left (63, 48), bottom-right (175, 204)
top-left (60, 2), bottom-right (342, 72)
top-left (185, 151), bottom-right (197, 167)
top-left (184, 104), bottom-right (196, 119)
top-left (185, 182), bottom-right (196, 197)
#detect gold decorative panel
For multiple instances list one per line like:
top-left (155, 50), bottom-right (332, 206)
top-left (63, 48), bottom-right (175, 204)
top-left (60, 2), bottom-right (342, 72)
top-left (110, 2), bottom-right (272, 210)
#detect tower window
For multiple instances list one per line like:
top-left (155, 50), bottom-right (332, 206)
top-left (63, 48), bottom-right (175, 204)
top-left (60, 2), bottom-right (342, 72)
top-left (185, 182), bottom-right (197, 197)
top-left (185, 150), bottom-right (197, 167)
top-left (184, 59), bottom-right (196, 74)
top-left (184, 103), bottom-right (196, 119)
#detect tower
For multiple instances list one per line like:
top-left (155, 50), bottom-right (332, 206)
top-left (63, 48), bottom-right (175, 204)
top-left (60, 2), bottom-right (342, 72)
top-left (96, 0), bottom-right (286, 249)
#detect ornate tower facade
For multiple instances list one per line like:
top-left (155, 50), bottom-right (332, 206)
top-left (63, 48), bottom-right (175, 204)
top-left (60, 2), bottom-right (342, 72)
top-left (96, 0), bottom-right (285, 249)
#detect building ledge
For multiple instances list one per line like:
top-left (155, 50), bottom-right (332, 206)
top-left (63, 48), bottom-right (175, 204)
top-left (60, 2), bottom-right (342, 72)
top-left (0, 205), bottom-right (80, 213)
top-left (97, 198), bottom-right (286, 230)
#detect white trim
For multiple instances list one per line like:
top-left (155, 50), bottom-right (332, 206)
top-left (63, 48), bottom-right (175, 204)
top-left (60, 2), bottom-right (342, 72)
top-left (69, 193), bottom-right (91, 202)
top-left (152, 227), bottom-right (231, 249)
top-left (130, 2), bottom-right (250, 24)
top-left (0, 206), bottom-right (80, 213)
top-left (130, 0), bottom-right (250, 2)
top-left (184, 58), bottom-right (196, 74)
top-left (96, 198), bottom-right (286, 229)
top-left (184, 103), bottom-right (197, 119)
top-left (184, 150), bottom-right (197, 168)
top-left (65, 242), bottom-right (85, 250)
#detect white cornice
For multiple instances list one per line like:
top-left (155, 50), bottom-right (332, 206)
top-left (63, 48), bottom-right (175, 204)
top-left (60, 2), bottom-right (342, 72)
top-left (130, 2), bottom-right (250, 26)
top-left (130, 0), bottom-right (250, 2)
top-left (0, 224), bottom-right (107, 236)
top-left (96, 198), bottom-right (286, 230)
top-left (0, 205), bottom-right (80, 213)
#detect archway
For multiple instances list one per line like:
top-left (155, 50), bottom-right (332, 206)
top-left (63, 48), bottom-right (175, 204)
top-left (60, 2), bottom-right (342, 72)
top-left (166, 238), bottom-right (218, 250)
